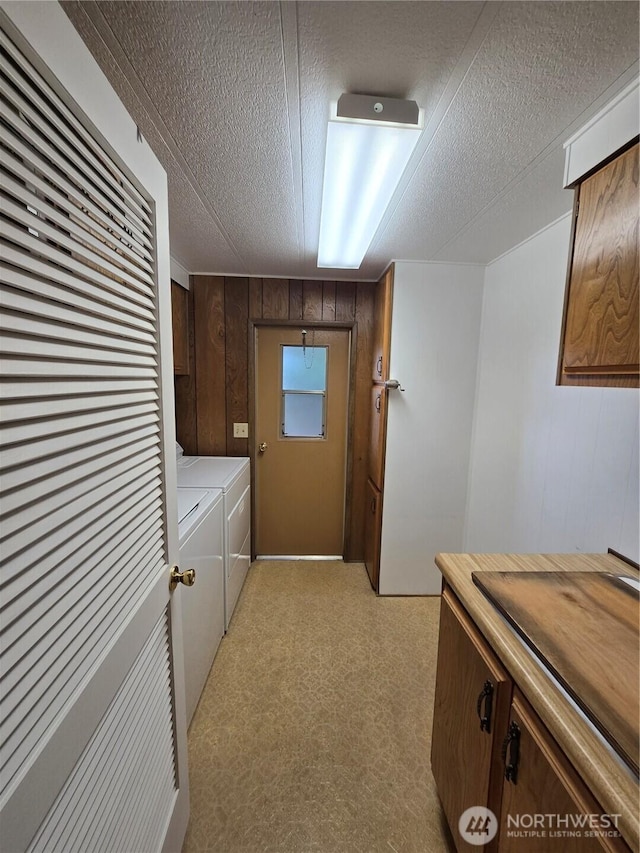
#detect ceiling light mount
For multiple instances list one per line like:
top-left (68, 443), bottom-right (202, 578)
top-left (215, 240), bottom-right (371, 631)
top-left (317, 93), bottom-right (423, 270)
top-left (336, 93), bottom-right (420, 126)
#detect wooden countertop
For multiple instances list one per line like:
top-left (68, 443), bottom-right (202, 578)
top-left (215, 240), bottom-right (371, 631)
top-left (434, 552), bottom-right (640, 851)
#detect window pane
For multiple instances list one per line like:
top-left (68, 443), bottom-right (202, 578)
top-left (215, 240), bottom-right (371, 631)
top-left (282, 393), bottom-right (324, 437)
top-left (282, 346), bottom-right (327, 391)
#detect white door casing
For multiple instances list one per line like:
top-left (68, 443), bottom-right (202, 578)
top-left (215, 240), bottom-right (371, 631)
top-left (0, 3), bottom-right (189, 850)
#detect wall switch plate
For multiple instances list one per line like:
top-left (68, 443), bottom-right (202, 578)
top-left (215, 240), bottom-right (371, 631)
top-left (233, 422), bottom-right (249, 438)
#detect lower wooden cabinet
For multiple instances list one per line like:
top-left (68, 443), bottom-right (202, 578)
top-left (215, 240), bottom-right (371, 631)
top-left (432, 586), bottom-right (631, 852)
top-left (499, 691), bottom-right (628, 853)
top-left (363, 478), bottom-right (382, 591)
top-left (432, 588), bottom-right (512, 852)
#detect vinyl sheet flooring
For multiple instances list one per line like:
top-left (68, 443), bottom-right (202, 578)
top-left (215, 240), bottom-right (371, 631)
top-left (182, 560), bottom-right (455, 853)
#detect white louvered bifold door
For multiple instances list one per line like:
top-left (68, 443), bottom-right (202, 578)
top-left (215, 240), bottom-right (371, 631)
top-left (0, 7), bottom-right (188, 851)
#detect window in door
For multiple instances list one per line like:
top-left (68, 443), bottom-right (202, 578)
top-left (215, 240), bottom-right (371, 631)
top-left (281, 345), bottom-right (328, 438)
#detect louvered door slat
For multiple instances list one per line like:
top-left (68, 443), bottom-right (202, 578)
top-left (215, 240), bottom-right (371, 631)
top-left (26, 613), bottom-right (175, 853)
top-left (1, 420), bottom-right (159, 489)
top-left (1, 220), bottom-right (154, 308)
top-left (3, 378), bottom-right (157, 400)
top-left (1, 459), bottom-right (161, 565)
top-left (0, 283), bottom-right (156, 343)
top-left (1, 196), bottom-right (154, 296)
top-left (1, 545), bottom-right (166, 789)
top-left (0, 401), bottom-right (159, 446)
top-left (1, 274), bottom-right (155, 336)
top-left (2, 537), bottom-right (164, 724)
top-left (0, 308), bottom-right (156, 355)
top-left (0, 102), bottom-right (151, 247)
top-left (2, 487), bottom-right (162, 626)
top-left (1, 151), bottom-right (154, 272)
top-left (0, 28), bottom-right (151, 219)
top-left (0, 410), bottom-right (158, 467)
top-left (0, 330), bottom-right (158, 367)
top-left (1, 391), bottom-right (159, 428)
top-left (1, 63), bottom-right (152, 234)
top-left (0, 354), bottom-right (158, 381)
top-left (2, 174), bottom-right (155, 286)
top-left (1, 254), bottom-right (154, 326)
top-left (1, 441), bottom-right (159, 523)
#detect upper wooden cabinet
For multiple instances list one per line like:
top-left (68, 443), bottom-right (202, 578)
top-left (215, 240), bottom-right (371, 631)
top-left (171, 280), bottom-right (189, 375)
top-left (371, 267), bottom-right (394, 382)
top-left (558, 141), bottom-right (639, 388)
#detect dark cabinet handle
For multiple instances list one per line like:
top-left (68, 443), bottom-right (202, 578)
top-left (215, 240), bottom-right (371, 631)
top-left (375, 394), bottom-right (381, 413)
top-left (501, 721), bottom-right (521, 784)
top-left (370, 497), bottom-right (377, 513)
top-left (376, 356), bottom-right (383, 376)
top-left (476, 680), bottom-right (494, 733)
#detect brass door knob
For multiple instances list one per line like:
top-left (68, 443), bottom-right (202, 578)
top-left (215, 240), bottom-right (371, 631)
top-left (259, 442), bottom-right (268, 453)
top-left (169, 565), bottom-right (196, 591)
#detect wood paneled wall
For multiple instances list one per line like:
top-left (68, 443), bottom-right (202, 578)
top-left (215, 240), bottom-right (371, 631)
top-left (174, 275), bottom-right (376, 561)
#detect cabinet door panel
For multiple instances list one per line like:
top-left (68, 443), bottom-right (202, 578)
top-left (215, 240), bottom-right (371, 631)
top-left (368, 385), bottom-right (387, 488)
top-left (371, 268), bottom-right (393, 382)
top-left (499, 692), bottom-right (629, 853)
top-left (560, 142), bottom-right (639, 387)
top-left (431, 588), bottom-right (512, 853)
top-left (363, 478), bottom-right (382, 591)
top-left (171, 281), bottom-right (189, 375)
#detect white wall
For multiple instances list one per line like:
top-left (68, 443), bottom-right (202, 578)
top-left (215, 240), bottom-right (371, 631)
top-left (465, 215), bottom-right (639, 561)
top-left (379, 261), bottom-right (484, 595)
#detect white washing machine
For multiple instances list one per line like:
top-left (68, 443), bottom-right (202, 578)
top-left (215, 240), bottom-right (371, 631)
top-left (177, 487), bottom-right (224, 725)
top-left (176, 445), bottom-right (251, 630)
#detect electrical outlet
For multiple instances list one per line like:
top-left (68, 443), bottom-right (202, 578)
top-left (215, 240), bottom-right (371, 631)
top-left (233, 422), bottom-right (249, 438)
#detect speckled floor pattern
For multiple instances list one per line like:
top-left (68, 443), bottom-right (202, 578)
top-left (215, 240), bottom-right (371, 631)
top-left (182, 560), bottom-right (454, 853)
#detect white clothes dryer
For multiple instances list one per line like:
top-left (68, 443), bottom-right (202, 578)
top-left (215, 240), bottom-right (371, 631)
top-left (176, 444), bottom-right (250, 630)
top-left (177, 487), bottom-right (224, 725)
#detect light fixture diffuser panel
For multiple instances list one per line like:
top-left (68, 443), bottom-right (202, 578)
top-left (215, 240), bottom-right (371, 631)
top-left (317, 99), bottom-right (423, 269)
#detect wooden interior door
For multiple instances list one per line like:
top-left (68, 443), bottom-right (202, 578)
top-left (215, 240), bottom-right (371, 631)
top-left (255, 326), bottom-right (350, 556)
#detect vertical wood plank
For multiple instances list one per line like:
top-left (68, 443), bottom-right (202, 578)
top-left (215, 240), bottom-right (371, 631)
top-left (225, 277), bottom-right (249, 456)
top-left (345, 280), bottom-right (376, 561)
top-left (336, 281), bottom-right (356, 322)
top-left (302, 280), bottom-right (323, 320)
top-left (193, 275), bottom-right (227, 455)
top-left (289, 280), bottom-right (303, 320)
top-left (174, 282), bottom-right (198, 454)
top-left (249, 279), bottom-right (263, 319)
top-left (322, 281), bottom-right (337, 321)
top-left (262, 278), bottom-right (290, 320)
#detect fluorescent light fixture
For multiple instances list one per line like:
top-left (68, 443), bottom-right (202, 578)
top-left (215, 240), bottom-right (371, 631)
top-left (317, 94), bottom-right (423, 269)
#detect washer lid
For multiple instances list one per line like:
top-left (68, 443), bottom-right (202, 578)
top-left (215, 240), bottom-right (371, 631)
top-left (177, 488), bottom-right (209, 524)
top-left (176, 456), bottom-right (250, 490)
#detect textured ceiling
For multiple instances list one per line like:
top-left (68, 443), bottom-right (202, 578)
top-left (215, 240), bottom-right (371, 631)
top-left (62, 1), bottom-right (639, 280)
